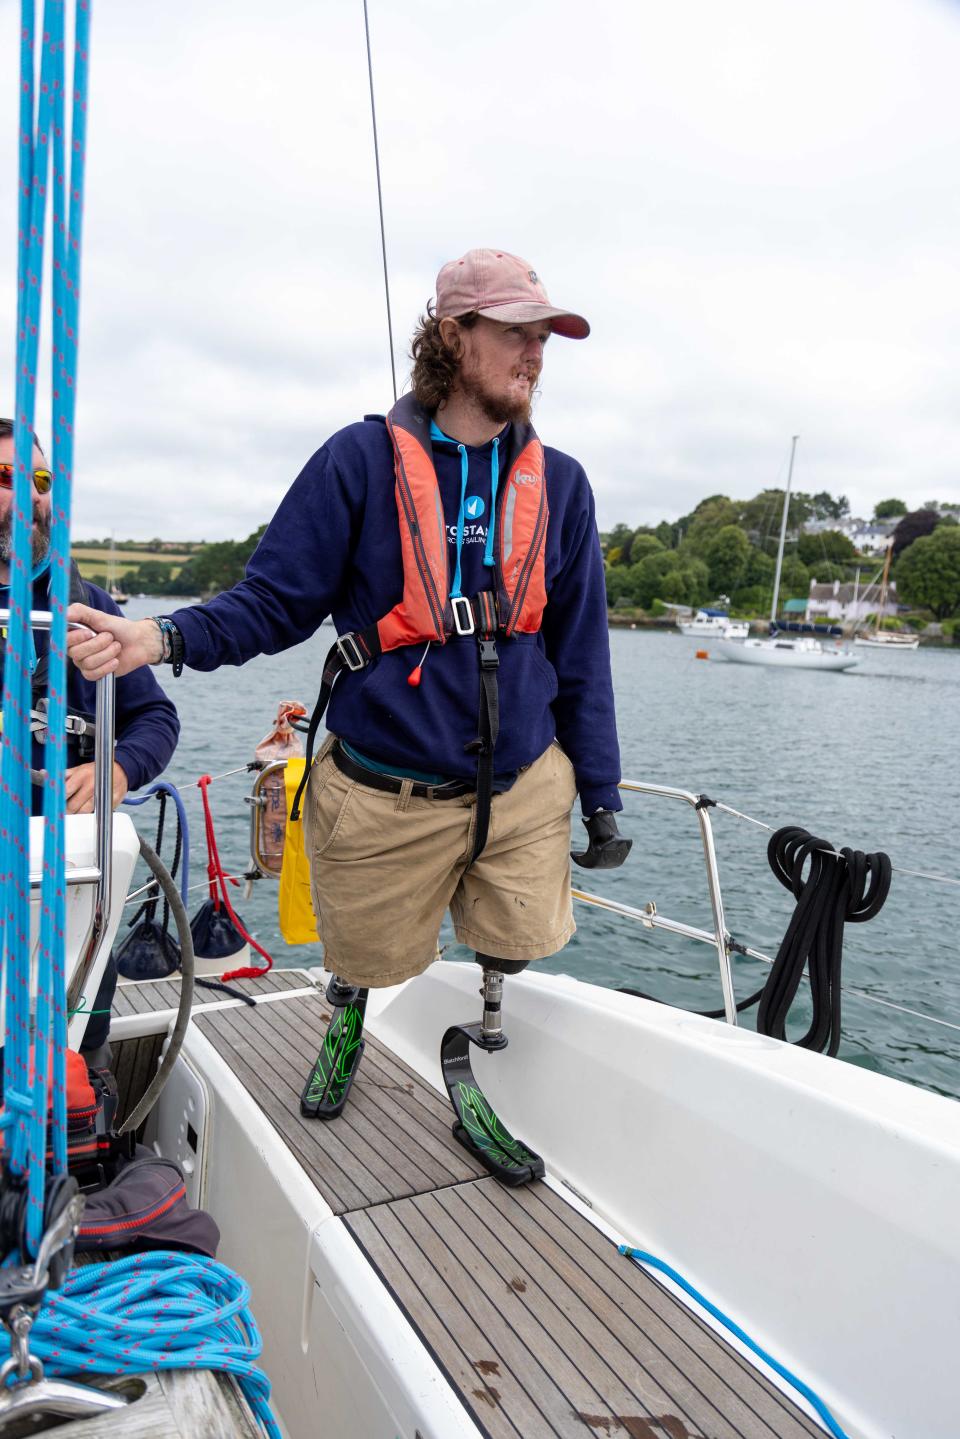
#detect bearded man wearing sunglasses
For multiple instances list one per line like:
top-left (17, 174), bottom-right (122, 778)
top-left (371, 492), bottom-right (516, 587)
top-left (2, 417), bottom-right (181, 1067)
top-left (0, 418), bottom-right (180, 815)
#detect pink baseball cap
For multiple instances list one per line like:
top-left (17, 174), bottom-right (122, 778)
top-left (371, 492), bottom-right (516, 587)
top-left (434, 248), bottom-right (590, 339)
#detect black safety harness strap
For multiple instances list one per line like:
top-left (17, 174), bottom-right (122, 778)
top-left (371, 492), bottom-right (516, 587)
top-left (289, 625), bottom-right (381, 821)
top-left (291, 593), bottom-right (504, 868)
top-left (466, 592), bottom-right (500, 864)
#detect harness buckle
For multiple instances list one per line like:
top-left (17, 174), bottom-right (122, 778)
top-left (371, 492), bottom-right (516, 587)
top-left (451, 596), bottom-right (475, 637)
top-left (478, 638), bottom-right (499, 670)
top-left (336, 633), bottom-right (366, 673)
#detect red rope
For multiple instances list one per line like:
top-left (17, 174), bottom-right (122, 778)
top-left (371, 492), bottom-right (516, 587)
top-left (196, 774), bottom-right (273, 982)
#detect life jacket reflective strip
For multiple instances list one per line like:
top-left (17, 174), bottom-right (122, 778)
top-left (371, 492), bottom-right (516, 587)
top-left (381, 393), bottom-right (547, 648)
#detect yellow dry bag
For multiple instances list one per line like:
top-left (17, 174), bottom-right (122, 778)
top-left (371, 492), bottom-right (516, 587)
top-left (278, 759), bottom-right (320, 945)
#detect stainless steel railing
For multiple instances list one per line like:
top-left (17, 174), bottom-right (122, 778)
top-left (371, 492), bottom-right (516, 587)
top-left (3, 608), bottom-right (117, 1011)
top-left (573, 779), bottom-right (742, 1025)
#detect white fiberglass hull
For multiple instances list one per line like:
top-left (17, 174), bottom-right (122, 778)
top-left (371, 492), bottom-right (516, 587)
top-left (716, 637), bottom-right (859, 670)
top-left (679, 619), bottom-right (749, 639)
top-left (853, 634), bottom-right (920, 649)
top-left (148, 960), bottom-right (960, 1439)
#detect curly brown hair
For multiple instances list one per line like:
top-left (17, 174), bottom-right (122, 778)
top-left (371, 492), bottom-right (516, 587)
top-left (408, 305), bottom-right (479, 411)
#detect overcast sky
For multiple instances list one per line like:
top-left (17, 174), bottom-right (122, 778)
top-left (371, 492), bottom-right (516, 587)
top-left (1, 0), bottom-right (959, 540)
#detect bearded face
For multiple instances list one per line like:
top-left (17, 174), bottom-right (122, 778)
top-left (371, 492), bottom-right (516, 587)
top-left (0, 437), bottom-right (52, 574)
top-left (452, 318), bottom-right (548, 426)
top-left (0, 506), bottom-right (52, 567)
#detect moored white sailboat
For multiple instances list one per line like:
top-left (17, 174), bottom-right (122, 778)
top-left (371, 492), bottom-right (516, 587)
top-left (717, 436), bottom-right (859, 672)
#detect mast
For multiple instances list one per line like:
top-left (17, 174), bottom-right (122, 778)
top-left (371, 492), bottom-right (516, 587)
top-left (770, 434), bottom-right (799, 625)
top-left (876, 540), bottom-right (894, 634)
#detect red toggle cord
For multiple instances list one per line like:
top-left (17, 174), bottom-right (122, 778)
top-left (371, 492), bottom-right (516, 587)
top-left (197, 774), bottom-right (273, 981)
top-left (407, 641), bottom-right (431, 688)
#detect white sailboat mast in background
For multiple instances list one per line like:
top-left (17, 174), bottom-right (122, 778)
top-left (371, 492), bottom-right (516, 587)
top-left (107, 530), bottom-right (129, 606)
top-left (769, 434), bottom-right (798, 626)
top-left (717, 435), bottom-right (859, 672)
top-left (853, 539), bottom-right (920, 649)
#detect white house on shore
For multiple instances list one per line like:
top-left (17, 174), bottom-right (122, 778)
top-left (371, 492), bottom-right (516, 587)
top-left (805, 578), bottom-right (901, 624)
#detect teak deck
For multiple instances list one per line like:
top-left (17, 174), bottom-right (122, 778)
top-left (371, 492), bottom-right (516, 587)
top-left (182, 983), bottom-right (824, 1438)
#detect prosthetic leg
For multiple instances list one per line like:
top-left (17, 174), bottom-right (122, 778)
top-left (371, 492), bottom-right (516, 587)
top-left (440, 955), bottom-right (545, 1186)
top-left (300, 976), bottom-right (369, 1119)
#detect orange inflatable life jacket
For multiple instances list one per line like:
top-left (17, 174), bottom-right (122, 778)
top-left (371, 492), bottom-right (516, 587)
top-left (379, 392), bottom-right (548, 651)
top-left (290, 395), bottom-right (550, 839)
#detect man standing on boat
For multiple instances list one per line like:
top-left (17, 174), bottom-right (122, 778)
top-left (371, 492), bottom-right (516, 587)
top-left (1, 417), bottom-right (181, 1064)
top-left (67, 250), bottom-right (629, 1134)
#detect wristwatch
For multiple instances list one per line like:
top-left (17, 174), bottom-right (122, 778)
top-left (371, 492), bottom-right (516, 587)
top-left (153, 616), bottom-right (185, 678)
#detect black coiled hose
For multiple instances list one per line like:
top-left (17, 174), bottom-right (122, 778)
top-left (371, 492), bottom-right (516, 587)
top-left (619, 824), bottom-right (891, 1056)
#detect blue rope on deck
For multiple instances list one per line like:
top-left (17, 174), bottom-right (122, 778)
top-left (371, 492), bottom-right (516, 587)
top-left (0, 1252), bottom-right (281, 1438)
top-left (619, 1244), bottom-right (849, 1439)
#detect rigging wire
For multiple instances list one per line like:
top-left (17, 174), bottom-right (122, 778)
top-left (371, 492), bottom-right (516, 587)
top-left (362, 0), bottom-right (397, 402)
top-left (712, 800), bottom-right (960, 888)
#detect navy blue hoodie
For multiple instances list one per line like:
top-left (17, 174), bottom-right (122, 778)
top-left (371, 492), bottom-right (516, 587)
top-left (172, 417), bottom-right (621, 814)
top-left (1, 574), bottom-right (180, 813)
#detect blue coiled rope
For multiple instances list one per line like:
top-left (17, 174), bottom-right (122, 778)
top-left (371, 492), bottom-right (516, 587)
top-left (0, 1252), bottom-right (281, 1438)
top-left (619, 1244), bottom-right (849, 1439)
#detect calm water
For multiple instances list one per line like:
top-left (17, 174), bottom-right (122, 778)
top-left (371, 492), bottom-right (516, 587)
top-left (119, 600), bottom-right (960, 1101)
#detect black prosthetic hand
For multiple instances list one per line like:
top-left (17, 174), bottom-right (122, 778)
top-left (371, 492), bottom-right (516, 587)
top-left (570, 809), bottom-right (632, 870)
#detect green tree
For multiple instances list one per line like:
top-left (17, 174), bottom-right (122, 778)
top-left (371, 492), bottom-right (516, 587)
top-left (797, 529), bottom-right (857, 565)
top-left (184, 524), bottom-right (267, 596)
top-left (704, 525), bottom-right (750, 594)
top-left (873, 498), bottom-right (907, 520)
top-left (630, 551), bottom-right (678, 609)
top-left (628, 534), bottom-right (665, 564)
top-left (779, 556), bottom-right (811, 601)
top-left (604, 565), bottom-right (637, 608)
top-left (740, 547), bottom-right (775, 589)
top-left (739, 489), bottom-right (813, 545)
top-left (654, 520), bottom-right (677, 550)
top-left (683, 496), bottom-right (741, 552)
top-left (896, 527), bottom-right (960, 619)
top-left (660, 559), bottom-right (710, 609)
top-left (811, 491), bottom-right (849, 521)
top-left (602, 523), bottom-right (634, 563)
top-left (805, 560), bottom-right (850, 584)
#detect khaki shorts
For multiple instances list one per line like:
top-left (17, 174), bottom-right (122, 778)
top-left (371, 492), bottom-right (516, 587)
top-left (303, 738), bottom-right (577, 987)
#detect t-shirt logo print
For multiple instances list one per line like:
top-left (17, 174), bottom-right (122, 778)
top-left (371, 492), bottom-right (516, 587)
top-left (464, 496), bottom-right (485, 519)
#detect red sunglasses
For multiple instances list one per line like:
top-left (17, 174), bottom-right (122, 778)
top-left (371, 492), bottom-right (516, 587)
top-left (0, 462), bottom-right (53, 495)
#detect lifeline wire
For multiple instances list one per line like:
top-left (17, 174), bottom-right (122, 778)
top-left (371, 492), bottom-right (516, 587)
top-left (3, 1252), bottom-right (281, 1439)
top-left (713, 801), bottom-right (960, 888)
